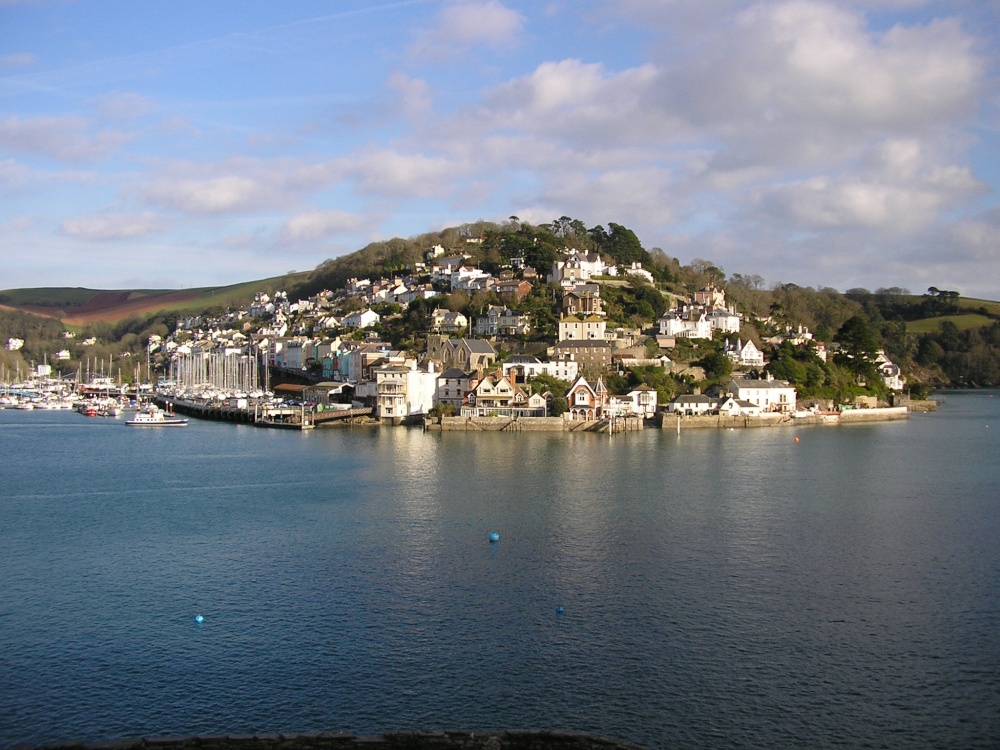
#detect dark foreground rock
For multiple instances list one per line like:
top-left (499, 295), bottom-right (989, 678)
top-left (18, 731), bottom-right (645, 750)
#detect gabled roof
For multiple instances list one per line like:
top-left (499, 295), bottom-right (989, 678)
top-left (439, 367), bottom-right (473, 379)
top-left (728, 378), bottom-right (794, 390)
top-left (673, 394), bottom-right (714, 404)
top-left (459, 338), bottom-right (496, 354)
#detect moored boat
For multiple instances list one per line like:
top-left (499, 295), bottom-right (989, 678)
top-left (125, 405), bottom-right (188, 427)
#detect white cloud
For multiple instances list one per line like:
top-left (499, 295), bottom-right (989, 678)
top-left (656, 2), bottom-right (982, 167)
top-left (478, 59), bottom-right (672, 146)
top-left (140, 175), bottom-right (274, 214)
top-left (60, 212), bottom-right (168, 240)
top-left (409, 0), bottom-right (526, 59)
top-left (96, 92), bottom-right (154, 120)
top-left (0, 52), bottom-right (36, 69)
top-left (0, 158), bottom-right (31, 191)
top-left (386, 71), bottom-right (433, 121)
top-left (340, 149), bottom-right (465, 198)
top-left (0, 115), bottom-right (133, 161)
top-left (277, 210), bottom-right (370, 243)
top-left (136, 158), bottom-right (339, 215)
top-left (0, 215), bottom-right (34, 233)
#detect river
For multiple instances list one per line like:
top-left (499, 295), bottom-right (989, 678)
top-left (1, 392), bottom-right (998, 749)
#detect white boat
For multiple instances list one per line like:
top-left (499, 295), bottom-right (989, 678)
top-left (125, 405), bottom-right (188, 427)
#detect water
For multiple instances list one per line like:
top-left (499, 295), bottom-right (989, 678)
top-left (1, 394), bottom-right (999, 749)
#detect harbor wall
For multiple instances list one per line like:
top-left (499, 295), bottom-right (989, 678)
top-left (428, 416), bottom-right (601, 432)
top-left (427, 415), bottom-right (645, 432)
top-left (837, 406), bottom-right (909, 423)
top-left (657, 407), bottom-right (909, 430)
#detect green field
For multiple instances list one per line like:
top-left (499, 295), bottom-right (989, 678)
top-left (906, 313), bottom-right (995, 334)
top-left (0, 272), bottom-right (311, 323)
top-left (957, 297), bottom-right (1000, 316)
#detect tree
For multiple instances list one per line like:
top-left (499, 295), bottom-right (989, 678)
top-left (835, 315), bottom-right (881, 379)
top-left (699, 351), bottom-right (733, 381)
top-left (606, 223), bottom-right (647, 266)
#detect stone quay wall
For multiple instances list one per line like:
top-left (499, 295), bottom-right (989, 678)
top-left (657, 407), bottom-right (909, 430)
top-left (428, 417), bottom-right (602, 432)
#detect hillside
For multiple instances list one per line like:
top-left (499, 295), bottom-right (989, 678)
top-left (2, 219), bottom-right (1000, 389)
top-left (0, 273), bottom-right (310, 327)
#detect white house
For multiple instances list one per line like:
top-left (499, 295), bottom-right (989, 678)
top-left (668, 394), bottom-right (718, 415)
top-left (620, 262), bottom-right (655, 284)
top-left (342, 308), bottom-right (381, 330)
top-left (725, 377), bottom-right (796, 413)
top-left (658, 310), bottom-right (712, 339)
top-left (365, 362), bottom-right (437, 420)
top-left (717, 397), bottom-right (763, 417)
top-left (450, 266), bottom-right (493, 291)
top-left (618, 385), bottom-right (659, 418)
top-left (723, 338), bottom-right (765, 368)
top-left (708, 308), bottom-right (742, 334)
top-left (548, 250), bottom-right (616, 287)
top-left (876, 352), bottom-right (906, 391)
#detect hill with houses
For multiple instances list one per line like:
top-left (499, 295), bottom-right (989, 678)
top-left (2, 217), bottom-right (1000, 421)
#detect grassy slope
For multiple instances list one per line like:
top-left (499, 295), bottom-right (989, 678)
top-left (906, 313), bottom-right (995, 334)
top-left (0, 272), bottom-right (311, 326)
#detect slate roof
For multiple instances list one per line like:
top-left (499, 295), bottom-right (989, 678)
top-left (460, 338), bottom-right (496, 354)
top-left (439, 368), bottom-right (473, 379)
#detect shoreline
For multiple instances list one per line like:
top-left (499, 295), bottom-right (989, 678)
top-left (120, 396), bottom-right (935, 433)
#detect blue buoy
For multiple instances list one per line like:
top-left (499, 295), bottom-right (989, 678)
top-left (489, 532), bottom-right (500, 543)
top-left (555, 606), bottom-right (565, 614)
top-left (195, 615), bottom-right (204, 623)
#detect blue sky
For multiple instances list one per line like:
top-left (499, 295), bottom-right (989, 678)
top-left (2, 0), bottom-right (999, 299)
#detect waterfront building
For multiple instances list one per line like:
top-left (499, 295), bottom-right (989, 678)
top-left (436, 368), bottom-right (479, 410)
top-left (461, 374), bottom-right (546, 417)
top-left (877, 352), bottom-right (906, 391)
top-left (566, 375), bottom-right (609, 421)
top-left (356, 361), bottom-right (437, 421)
top-left (724, 376), bottom-right (797, 413)
top-left (617, 384), bottom-right (659, 419)
top-left (668, 394), bottom-right (718, 415)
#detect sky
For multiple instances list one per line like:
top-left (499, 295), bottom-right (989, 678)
top-left (1, 0), bottom-right (999, 299)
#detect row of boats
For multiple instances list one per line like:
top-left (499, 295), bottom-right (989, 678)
top-left (1, 393), bottom-right (188, 427)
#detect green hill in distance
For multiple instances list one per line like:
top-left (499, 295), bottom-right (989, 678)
top-left (0, 273), bottom-right (310, 327)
